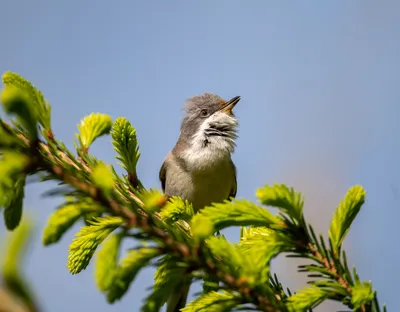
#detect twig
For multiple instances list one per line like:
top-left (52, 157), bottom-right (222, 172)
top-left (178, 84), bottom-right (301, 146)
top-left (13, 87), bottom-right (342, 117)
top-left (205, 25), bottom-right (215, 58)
top-left (307, 242), bottom-right (367, 312)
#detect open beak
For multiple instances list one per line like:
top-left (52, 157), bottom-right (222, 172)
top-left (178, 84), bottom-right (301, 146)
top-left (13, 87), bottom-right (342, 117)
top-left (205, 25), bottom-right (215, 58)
top-left (219, 96), bottom-right (241, 115)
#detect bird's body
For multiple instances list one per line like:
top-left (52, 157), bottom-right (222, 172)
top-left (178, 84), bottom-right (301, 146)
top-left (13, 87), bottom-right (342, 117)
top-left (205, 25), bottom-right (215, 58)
top-left (159, 93), bottom-right (240, 312)
top-left (161, 150), bottom-right (235, 210)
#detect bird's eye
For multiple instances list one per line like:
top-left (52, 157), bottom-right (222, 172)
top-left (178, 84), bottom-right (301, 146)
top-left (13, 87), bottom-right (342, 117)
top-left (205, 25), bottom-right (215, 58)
top-left (200, 109), bottom-right (208, 117)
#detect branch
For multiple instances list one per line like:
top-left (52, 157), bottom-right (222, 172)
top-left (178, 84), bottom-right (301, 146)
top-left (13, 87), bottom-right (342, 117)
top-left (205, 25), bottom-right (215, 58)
top-left (29, 138), bottom-right (280, 311)
top-left (2, 120), bottom-right (194, 234)
top-left (0, 72), bottom-right (384, 312)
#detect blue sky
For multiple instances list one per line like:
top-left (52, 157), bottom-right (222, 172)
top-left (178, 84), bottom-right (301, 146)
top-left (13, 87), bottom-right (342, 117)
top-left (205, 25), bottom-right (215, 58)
top-left (1, 1), bottom-right (400, 311)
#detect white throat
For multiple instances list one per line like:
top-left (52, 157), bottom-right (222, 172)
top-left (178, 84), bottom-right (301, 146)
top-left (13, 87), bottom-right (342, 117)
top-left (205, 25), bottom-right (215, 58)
top-left (182, 112), bottom-right (238, 170)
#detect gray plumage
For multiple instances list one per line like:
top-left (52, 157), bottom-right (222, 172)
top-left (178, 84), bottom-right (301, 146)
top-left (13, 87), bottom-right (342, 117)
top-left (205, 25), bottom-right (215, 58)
top-left (159, 93), bottom-right (240, 312)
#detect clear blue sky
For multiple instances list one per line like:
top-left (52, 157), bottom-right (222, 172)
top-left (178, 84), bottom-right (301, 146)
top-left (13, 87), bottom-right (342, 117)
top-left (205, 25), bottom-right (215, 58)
top-left (1, 1), bottom-right (400, 311)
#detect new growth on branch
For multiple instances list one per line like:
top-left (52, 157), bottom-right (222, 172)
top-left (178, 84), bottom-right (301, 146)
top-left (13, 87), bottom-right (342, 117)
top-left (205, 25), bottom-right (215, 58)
top-left (0, 72), bottom-right (385, 312)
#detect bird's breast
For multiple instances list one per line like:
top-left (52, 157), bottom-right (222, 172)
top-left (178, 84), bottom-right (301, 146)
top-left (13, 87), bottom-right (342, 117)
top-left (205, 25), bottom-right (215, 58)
top-left (189, 162), bottom-right (233, 210)
top-left (164, 157), bottom-right (234, 211)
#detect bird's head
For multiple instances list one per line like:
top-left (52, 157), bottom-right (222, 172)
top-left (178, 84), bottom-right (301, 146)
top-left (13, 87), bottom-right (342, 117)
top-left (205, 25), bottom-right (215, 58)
top-left (179, 93), bottom-right (240, 153)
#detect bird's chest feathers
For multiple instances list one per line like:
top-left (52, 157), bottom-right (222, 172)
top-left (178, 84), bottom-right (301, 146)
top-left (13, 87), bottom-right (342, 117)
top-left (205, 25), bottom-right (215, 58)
top-left (184, 133), bottom-right (235, 171)
top-left (183, 143), bottom-right (230, 171)
top-left (184, 158), bottom-right (233, 209)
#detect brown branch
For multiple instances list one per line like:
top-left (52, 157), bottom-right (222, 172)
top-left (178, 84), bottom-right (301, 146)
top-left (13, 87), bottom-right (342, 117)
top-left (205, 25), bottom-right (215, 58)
top-left (127, 172), bottom-right (139, 189)
top-left (307, 243), bottom-right (351, 292)
top-left (307, 242), bottom-right (367, 312)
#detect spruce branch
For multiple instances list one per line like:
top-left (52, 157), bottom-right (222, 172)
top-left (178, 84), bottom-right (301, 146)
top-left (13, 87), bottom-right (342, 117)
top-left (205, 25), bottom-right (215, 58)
top-left (42, 197), bottom-right (103, 245)
top-left (3, 117), bottom-right (281, 312)
top-left (1, 119), bottom-right (194, 236)
top-left (0, 72), bottom-right (386, 312)
top-left (68, 216), bottom-right (125, 274)
top-left (329, 185), bottom-right (366, 254)
top-left (111, 117), bottom-right (141, 188)
top-left (283, 203), bottom-right (373, 312)
top-left (34, 138), bottom-right (281, 311)
top-left (76, 113), bottom-right (113, 152)
top-left (252, 184), bottom-right (380, 312)
top-left (2, 72), bottom-right (51, 132)
top-left (1, 113), bottom-right (279, 309)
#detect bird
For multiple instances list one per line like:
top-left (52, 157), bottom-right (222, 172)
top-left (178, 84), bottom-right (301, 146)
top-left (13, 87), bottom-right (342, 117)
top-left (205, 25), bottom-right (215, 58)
top-left (159, 93), bottom-right (240, 312)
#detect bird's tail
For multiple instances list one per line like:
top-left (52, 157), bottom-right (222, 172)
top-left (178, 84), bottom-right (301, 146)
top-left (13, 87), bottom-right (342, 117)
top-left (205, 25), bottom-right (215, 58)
top-left (166, 282), bottom-right (190, 312)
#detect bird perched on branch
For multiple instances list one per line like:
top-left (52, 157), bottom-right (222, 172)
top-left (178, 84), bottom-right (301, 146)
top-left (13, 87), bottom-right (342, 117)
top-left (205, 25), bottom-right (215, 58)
top-left (159, 93), bottom-right (240, 312)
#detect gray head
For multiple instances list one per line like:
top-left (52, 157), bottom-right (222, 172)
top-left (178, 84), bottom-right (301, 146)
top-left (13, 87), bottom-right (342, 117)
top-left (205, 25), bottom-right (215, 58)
top-left (178, 93), bottom-right (240, 154)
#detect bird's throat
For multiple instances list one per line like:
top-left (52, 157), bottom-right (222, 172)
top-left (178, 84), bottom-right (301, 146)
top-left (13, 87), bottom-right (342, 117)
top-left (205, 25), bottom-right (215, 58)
top-left (182, 131), bottom-right (236, 172)
top-left (178, 112), bottom-right (238, 171)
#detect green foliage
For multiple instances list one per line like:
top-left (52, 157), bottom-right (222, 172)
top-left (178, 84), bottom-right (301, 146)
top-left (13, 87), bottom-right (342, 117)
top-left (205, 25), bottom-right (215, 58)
top-left (42, 197), bottom-right (102, 245)
top-left (68, 216), bottom-right (124, 274)
top-left (3, 176), bottom-right (25, 231)
top-left (193, 199), bottom-right (280, 232)
top-left (286, 286), bottom-right (328, 311)
top-left (352, 281), bottom-right (374, 310)
top-left (95, 232), bottom-right (123, 292)
top-left (182, 291), bottom-right (240, 312)
top-left (160, 196), bottom-right (194, 223)
top-left (142, 255), bottom-right (187, 311)
top-left (202, 274), bottom-right (220, 294)
top-left (2, 72), bottom-right (51, 131)
top-left (191, 214), bottom-right (214, 241)
top-left (239, 227), bottom-right (290, 282)
top-left (0, 119), bottom-right (19, 146)
top-left (106, 247), bottom-right (160, 303)
top-left (0, 72), bottom-right (385, 312)
top-left (256, 184), bottom-right (304, 223)
top-left (76, 113), bottom-right (113, 150)
top-left (329, 185), bottom-right (366, 253)
top-left (2, 218), bottom-right (33, 277)
top-left (91, 162), bottom-right (116, 192)
top-left (0, 151), bottom-right (28, 230)
top-left (140, 189), bottom-right (167, 213)
top-left (1, 87), bottom-right (38, 139)
top-left (1, 217), bottom-right (39, 310)
top-left (207, 236), bottom-right (265, 285)
top-left (111, 117), bottom-right (140, 181)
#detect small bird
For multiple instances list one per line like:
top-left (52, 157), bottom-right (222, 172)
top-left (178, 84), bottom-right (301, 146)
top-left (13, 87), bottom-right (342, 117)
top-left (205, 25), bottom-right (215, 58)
top-left (159, 93), bottom-right (240, 312)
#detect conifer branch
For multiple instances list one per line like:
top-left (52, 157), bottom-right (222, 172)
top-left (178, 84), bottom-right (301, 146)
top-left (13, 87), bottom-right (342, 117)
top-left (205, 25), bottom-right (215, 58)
top-left (2, 120), bottom-right (193, 233)
top-left (3, 119), bottom-right (280, 309)
top-left (0, 72), bottom-right (385, 312)
top-left (31, 138), bottom-right (281, 311)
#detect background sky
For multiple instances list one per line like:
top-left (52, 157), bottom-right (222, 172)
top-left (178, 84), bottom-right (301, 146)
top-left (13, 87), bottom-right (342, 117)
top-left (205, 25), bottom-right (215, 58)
top-left (1, 1), bottom-right (400, 311)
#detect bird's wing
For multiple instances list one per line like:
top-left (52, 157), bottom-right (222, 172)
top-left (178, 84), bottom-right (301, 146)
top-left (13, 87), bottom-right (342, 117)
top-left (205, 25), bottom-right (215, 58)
top-left (159, 158), bottom-right (168, 193)
top-left (228, 160), bottom-right (237, 199)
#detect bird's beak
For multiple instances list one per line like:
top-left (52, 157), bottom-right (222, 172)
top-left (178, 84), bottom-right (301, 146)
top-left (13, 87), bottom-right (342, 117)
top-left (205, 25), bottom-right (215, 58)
top-left (219, 96), bottom-right (241, 115)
